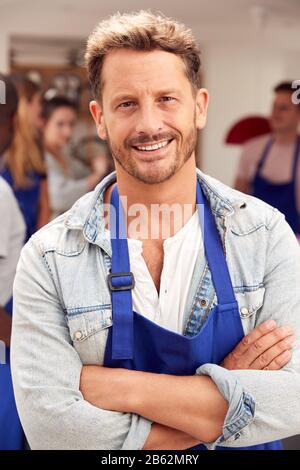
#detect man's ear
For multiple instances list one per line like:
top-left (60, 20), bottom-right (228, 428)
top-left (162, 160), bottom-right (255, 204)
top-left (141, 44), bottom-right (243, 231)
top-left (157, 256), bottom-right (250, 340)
top-left (89, 100), bottom-right (107, 140)
top-left (195, 88), bottom-right (209, 130)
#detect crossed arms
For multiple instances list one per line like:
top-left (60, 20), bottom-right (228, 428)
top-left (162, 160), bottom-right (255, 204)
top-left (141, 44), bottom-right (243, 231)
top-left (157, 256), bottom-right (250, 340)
top-left (11, 213), bottom-right (300, 449)
top-left (80, 320), bottom-right (295, 449)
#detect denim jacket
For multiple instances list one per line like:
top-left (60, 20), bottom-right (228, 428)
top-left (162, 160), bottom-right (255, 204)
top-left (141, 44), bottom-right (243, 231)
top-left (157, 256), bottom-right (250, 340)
top-left (11, 169), bottom-right (300, 449)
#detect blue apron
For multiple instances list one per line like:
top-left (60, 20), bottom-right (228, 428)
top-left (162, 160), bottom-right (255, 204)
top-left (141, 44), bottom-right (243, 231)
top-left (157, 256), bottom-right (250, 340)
top-left (252, 136), bottom-right (300, 234)
top-left (0, 168), bottom-right (43, 242)
top-left (0, 297), bottom-right (24, 450)
top-left (104, 180), bottom-right (282, 450)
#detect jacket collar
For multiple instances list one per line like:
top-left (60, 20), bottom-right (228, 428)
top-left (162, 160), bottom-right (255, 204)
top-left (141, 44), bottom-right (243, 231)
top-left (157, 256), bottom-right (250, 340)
top-left (65, 169), bottom-right (246, 253)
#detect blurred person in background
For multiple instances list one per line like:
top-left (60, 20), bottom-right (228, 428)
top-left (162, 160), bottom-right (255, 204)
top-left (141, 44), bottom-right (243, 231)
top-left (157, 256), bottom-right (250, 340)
top-left (0, 74), bottom-right (26, 450)
top-left (0, 75), bottom-right (50, 242)
top-left (42, 95), bottom-right (111, 219)
top-left (235, 82), bottom-right (300, 235)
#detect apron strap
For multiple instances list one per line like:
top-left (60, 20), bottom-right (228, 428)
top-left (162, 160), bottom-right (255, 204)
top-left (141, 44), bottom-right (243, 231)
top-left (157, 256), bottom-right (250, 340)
top-left (196, 182), bottom-right (237, 307)
top-left (291, 136), bottom-right (300, 180)
top-left (256, 138), bottom-right (274, 173)
top-left (108, 179), bottom-right (238, 359)
top-left (109, 185), bottom-right (134, 359)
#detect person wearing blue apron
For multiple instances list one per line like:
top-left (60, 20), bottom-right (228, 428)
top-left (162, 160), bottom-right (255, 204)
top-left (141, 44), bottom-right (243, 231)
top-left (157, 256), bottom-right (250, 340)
top-left (103, 179), bottom-right (282, 450)
top-left (252, 136), bottom-right (300, 234)
top-left (0, 168), bottom-right (44, 243)
top-left (0, 297), bottom-right (24, 450)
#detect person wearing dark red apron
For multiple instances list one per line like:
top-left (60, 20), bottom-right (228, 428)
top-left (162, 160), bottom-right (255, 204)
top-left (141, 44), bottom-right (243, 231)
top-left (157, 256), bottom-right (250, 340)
top-left (252, 136), bottom-right (300, 234)
top-left (104, 178), bottom-right (282, 450)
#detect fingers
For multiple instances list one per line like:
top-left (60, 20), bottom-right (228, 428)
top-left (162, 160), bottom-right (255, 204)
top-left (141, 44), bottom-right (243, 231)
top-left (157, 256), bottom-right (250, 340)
top-left (244, 325), bottom-right (294, 366)
top-left (249, 334), bottom-right (296, 370)
top-left (263, 349), bottom-right (293, 371)
top-left (229, 319), bottom-right (278, 359)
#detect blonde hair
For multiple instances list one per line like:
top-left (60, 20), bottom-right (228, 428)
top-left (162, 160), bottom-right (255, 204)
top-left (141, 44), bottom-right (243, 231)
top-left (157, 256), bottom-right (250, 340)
top-left (5, 77), bottom-right (45, 188)
top-left (85, 10), bottom-right (201, 100)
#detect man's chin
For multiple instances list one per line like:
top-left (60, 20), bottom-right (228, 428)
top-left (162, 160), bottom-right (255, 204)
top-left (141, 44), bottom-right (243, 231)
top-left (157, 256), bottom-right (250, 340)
top-left (130, 168), bottom-right (176, 185)
top-left (116, 156), bottom-right (178, 184)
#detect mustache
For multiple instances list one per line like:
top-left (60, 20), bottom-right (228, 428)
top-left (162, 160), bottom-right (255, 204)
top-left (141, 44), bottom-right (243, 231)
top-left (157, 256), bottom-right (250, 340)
top-left (127, 132), bottom-right (176, 147)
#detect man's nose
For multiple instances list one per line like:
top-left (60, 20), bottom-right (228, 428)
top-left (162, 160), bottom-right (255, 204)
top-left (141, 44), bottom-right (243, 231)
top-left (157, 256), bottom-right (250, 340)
top-left (134, 102), bottom-right (163, 136)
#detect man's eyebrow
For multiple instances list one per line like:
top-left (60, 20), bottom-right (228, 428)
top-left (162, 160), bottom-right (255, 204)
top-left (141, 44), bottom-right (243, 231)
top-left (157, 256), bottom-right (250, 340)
top-left (111, 94), bottom-right (136, 106)
top-left (156, 89), bottom-right (181, 96)
top-left (111, 89), bottom-right (182, 105)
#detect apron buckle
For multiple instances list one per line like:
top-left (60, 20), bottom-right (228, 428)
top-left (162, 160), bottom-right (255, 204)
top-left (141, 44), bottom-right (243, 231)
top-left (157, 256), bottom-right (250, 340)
top-left (107, 272), bottom-right (135, 291)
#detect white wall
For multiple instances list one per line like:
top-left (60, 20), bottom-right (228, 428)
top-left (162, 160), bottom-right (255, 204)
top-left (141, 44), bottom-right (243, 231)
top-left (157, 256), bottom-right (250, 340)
top-left (200, 44), bottom-right (292, 186)
top-left (1, 0), bottom-right (299, 187)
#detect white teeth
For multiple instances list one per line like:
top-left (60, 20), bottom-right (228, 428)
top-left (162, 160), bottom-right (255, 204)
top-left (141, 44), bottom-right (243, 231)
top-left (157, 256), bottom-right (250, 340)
top-left (136, 140), bottom-right (169, 151)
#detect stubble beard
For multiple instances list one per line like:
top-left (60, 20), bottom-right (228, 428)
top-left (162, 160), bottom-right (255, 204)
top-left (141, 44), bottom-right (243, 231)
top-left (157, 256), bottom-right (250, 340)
top-left (106, 126), bottom-right (198, 185)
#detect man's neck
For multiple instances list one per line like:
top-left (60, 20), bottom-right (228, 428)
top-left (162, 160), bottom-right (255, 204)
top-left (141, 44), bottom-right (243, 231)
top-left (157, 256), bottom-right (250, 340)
top-left (104, 156), bottom-right (198, 240)
top-left (273, 129), bottom-right (298, 145)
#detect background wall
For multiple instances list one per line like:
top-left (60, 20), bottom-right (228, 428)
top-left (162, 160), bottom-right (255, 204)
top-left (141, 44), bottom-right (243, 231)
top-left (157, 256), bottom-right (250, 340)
top-left (1, 0), bottom-right (299, 186)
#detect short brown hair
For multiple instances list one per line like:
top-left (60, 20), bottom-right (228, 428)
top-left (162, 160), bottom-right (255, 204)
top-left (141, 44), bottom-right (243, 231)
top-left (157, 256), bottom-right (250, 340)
top-left (85, 10), bottom-right (201, 100)
top-left (274, 81), bottom-right (294, 94)
top-left (274, 81), bottom-right (300, 109)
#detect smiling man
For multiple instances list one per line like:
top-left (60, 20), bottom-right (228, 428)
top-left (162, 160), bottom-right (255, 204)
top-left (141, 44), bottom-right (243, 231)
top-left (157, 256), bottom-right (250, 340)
top-left (11, 11), bottom-right (300, 450)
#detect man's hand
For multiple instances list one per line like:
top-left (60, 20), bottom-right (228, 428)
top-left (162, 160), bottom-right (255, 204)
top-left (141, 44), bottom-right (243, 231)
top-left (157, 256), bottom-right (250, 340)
top-left (0, 306), bottom-right (12, 347)
top-left (222, 320), bottom-right (295, 370)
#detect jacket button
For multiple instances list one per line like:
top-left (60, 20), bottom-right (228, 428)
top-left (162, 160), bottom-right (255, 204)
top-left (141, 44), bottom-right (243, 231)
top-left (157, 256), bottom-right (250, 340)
top-left (74, 330), bottom-right (83, 340)
top-left (240, 307), bottom-right (249, 318)
top-left (200, 299), bottom-right (208, 307)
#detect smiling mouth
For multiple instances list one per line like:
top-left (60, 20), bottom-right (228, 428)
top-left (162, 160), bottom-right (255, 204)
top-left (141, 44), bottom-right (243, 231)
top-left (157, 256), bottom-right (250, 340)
top-left (131, 139), bottom-right (173, 153)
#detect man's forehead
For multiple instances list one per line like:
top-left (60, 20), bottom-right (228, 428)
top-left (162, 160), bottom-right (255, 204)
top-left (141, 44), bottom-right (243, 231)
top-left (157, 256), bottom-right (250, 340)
top-left (274, 91), bottom-right (293, 103)
top-left (102, 48), bottom-right (183, 66)
top-left (101, 49), bottom-right (187, 92)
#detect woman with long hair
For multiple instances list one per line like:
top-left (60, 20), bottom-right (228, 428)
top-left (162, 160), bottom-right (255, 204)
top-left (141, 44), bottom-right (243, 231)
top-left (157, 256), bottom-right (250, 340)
top-left (42, 95), bottom-right (109, 219)
top-left (0, 75), bottom-right (50, 241)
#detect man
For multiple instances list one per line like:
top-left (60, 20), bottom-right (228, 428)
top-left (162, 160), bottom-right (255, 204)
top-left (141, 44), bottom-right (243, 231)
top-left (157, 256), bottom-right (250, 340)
top-left (235, 82), bottom-right (300, 235)
top-left (0, 74), bottom-right (26, 449)
top-left (11, 12), bottom-right (300, 450)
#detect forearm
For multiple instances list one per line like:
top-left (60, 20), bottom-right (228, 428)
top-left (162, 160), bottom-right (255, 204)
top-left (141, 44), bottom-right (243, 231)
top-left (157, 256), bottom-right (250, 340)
top-left (80, 366), bottom-right (228, 443)
top-left (143, 423), bottom-right (200, 450)
top-left (0, 306), bottom-right (12, 346)
top-left (128, 370), bottom-right (228, 442)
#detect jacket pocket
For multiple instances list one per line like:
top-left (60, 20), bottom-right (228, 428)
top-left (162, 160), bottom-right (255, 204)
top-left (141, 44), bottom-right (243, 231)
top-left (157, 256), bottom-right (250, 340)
top-left (235, 287), bottom-right (265, 335)
top-left (66, 307), bottom-right (112, 365)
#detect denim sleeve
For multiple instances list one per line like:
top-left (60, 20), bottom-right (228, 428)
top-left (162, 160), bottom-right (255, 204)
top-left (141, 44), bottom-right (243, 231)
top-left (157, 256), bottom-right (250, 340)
top-left (196, 364), bottom-right (255, 449)
top-left (197, 212), bottom-right (300, 448)
top-left (11, 238), bottom-right (151, 450)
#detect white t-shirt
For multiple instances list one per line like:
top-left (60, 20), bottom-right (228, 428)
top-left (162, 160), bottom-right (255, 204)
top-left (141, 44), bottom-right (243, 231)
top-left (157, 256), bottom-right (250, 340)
top-left (45, 151), bottom-right (89, 220)
top-left (0, 177), bottom-right (25, 306)
top-left (120, 210), bottom-right (203, 334)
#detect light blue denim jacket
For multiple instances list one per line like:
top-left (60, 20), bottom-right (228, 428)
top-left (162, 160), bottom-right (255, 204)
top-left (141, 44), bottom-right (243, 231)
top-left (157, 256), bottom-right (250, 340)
top-left (11, 169), bottom-right (300, 450)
